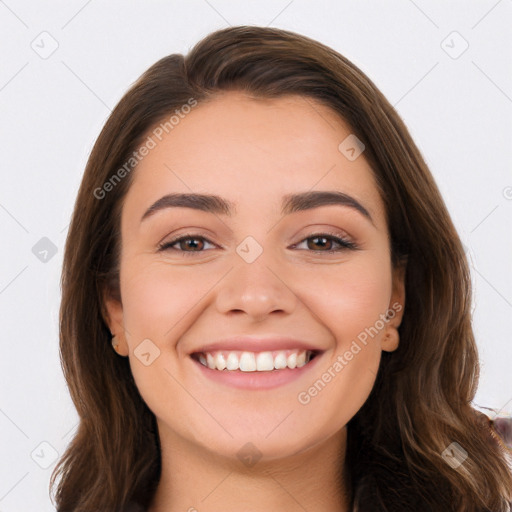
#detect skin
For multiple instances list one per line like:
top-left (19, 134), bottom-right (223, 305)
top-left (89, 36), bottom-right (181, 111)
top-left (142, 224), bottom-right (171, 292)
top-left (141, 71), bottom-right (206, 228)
top-left (105, 91), bottom-right (406, 512)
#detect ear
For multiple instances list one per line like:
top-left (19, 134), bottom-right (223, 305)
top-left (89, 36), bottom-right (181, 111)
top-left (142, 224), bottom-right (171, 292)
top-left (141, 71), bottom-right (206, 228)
top-left (381, 257), bottom-right (407, 353)
top-left (102, 286), bottom-right (129, 357)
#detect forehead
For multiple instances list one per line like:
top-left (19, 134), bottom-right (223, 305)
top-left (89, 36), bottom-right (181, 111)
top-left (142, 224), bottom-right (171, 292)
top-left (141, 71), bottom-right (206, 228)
top-left (123, 91), bottom-right (386, 227)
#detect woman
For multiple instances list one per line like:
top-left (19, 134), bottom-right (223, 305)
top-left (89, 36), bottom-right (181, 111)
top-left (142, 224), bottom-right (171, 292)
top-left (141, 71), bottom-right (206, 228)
top-left (50, 25), bottom-right (512, 511)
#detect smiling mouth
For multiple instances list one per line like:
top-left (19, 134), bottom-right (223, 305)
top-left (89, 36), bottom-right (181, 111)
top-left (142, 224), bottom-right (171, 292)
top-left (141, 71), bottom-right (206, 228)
top-left (190, 349), bottom-right (320, 372)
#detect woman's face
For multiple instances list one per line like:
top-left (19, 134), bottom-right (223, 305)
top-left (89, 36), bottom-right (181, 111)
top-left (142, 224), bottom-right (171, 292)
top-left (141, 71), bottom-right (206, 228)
top-left (105, 91), bottom-right (405, 461)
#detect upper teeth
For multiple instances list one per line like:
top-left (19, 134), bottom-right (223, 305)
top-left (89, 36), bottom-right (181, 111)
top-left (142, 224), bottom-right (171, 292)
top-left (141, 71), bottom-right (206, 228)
top-left (197, 349), bottom-right (313, 372)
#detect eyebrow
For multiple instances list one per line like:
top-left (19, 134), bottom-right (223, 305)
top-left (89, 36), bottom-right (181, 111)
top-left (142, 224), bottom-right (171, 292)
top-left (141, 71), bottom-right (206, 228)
top-left (140, 190), bottom-right (374, 226)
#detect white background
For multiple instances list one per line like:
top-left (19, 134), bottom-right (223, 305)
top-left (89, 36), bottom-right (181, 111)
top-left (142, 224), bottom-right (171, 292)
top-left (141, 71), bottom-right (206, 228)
top-left (0, 1), bottom-right (511, 510)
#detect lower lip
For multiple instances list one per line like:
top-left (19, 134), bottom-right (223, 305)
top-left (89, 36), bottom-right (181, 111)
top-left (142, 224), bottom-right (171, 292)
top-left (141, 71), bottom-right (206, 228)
top-left (190, 353), bottom-right (322, 390)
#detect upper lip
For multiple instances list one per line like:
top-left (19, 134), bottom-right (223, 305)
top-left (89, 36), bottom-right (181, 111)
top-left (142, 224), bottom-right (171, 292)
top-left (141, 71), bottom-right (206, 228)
top-left (189, 337), bottom-right (325, 355)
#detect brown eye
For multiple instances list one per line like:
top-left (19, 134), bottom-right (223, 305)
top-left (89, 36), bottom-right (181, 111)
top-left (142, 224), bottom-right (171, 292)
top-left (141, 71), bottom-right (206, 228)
top-left (158, 232), bottom-right (358, 257)
top-left (307, 235), bottom-right (334, 251)
top-left (175, 237), bottom-right (205, 251)
top-left (158, 235), bottom-right (215, 255)
top-left (293, 233), bottom-right (357, 252)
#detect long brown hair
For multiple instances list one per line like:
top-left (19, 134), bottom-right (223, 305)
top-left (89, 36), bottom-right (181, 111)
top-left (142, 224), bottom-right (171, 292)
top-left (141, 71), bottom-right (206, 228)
top-left (50, 25), bottom-right (512, 511)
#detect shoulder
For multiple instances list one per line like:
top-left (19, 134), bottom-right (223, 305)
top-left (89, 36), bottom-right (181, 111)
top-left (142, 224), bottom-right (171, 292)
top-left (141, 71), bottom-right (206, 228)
top-left (492, 416), bottom-right (512, 450)
top-left (474, 409), bottom-right (512, 466)
top-left (490, 415), bottom-right (512, 470)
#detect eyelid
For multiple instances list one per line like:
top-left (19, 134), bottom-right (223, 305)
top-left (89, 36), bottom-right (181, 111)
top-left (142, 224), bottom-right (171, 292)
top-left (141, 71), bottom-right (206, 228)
top-left (157, 230), bottom-right (359, 254)
top-left (291, 231), bottom-right (358, 251)
top-left (157, 231), bottom-right (219, 253)
top-left (156, 227), bottom-right (221, 247)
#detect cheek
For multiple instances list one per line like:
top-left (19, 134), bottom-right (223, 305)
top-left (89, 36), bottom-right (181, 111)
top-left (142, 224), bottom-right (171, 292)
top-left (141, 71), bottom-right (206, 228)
top-left (296, 257), bottom-right (391, 410)
top-left (295, 276), bottom-right (387, 434)
top-left (120, 260), bottom-right (214, 340)
top-left (301, 254), bottom-right (392, 338)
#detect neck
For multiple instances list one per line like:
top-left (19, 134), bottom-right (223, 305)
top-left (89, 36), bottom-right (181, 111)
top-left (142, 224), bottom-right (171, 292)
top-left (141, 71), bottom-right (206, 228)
top-left (147, 426), bottom-right (350, 512)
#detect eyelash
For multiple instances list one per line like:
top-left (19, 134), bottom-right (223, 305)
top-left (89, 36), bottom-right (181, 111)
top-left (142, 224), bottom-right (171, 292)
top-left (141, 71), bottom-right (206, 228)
top-left (157, 231), bottom-right (358, 256)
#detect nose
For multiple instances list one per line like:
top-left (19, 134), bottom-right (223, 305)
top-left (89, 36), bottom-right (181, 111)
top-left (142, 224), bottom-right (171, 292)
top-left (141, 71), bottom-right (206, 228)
top-left (215, 251), bottom-right (298, 321)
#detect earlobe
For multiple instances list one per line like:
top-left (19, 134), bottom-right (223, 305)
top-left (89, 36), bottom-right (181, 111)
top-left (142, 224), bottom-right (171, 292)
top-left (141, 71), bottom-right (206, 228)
top-left (111, 334), bottom-right (129, 357)
top-left (102, 288), bottom-right (129, 357)
top-left (382, 258), bottom-right (407, 353)
top-left (381, 329), bottom-right (400, 352)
